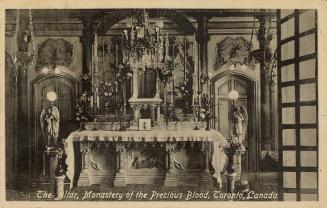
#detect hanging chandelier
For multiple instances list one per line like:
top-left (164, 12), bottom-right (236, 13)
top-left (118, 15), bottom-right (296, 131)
top-left (121, 9), bottom-right (169, 70)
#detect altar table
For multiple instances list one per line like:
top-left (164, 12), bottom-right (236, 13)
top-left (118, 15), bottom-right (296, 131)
top-left (64, 129), bottom-right (227, 189)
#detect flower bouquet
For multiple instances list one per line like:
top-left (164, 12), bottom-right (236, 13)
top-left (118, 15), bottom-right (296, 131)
top-left (75, 91), bottom-right (92, 130)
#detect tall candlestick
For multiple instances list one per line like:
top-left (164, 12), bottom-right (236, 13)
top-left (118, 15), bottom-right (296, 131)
top-left (102, 37), bottom-right (105, 75)
top-left (115, 44), bottom-right (118, 67)
top-left (184, 39), bottom-right (187, 81)
top-left (165, 33), bottom-right (169, 61)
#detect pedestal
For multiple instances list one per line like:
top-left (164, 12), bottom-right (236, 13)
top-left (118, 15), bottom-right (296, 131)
top-left (163, 142), bottom-right (177, 186)
top-left (225, 172), bottom-right (237, 195)
top-left (234, 150), bottom-right (245, 180)
top-left (54, 175), bottom-right (66, 200)
top-left (42, 150), bottom-right (59, 191)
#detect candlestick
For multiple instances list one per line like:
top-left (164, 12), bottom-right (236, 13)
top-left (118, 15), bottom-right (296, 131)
top-left (184, 39), bottom-right (187, 81)
top-left (165, 33), bottom-right (169, 61)
top-left (115, 44), bottom-right (118, 67)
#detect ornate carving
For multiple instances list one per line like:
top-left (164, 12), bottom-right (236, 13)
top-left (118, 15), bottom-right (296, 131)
top-left (35, 38), bottom-right (73, 70)
top-left (213, 37), bottom-right (256, 70)
top-left (130, 142), bottom-right (165, 169)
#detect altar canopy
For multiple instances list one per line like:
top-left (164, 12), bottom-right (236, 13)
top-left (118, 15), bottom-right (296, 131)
top-left (65, 129), bottom-right (227, 188)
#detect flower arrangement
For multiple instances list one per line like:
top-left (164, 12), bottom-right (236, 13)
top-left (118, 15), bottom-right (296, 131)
top-left (175, 79), bottom-right (193, 115)
top-left (161, 103), bottom-right (179, 124)
top-left (200, 73), bottom-right (209, 88)
top-left (223, 138), bottom-right (246, 174)
top-left (75, 91), bottom-right (92, 123)
top-left (199, 93), bottom-right (215, 123)
top-left (157, 60), bottom-right (176, 85)
top-left (223, 139), bottom-right (246, 156)
top-left (116, 63), bottom-right (133, 83)
top-left (98, 81), bottom-right (115, 113)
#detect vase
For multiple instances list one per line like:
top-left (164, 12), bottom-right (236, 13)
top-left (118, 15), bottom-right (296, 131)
top-left (226, 153), bottom-right (235, 174)
top-left (54, 175), bottom-right (66, 200)
top-left (79, 122), bottom-right (85, 131)
top-left (205, 119), bottom-right (210, 131)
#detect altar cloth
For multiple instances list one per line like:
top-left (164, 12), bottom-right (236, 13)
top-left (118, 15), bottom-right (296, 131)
top-left (64, 129), bottom-right (228, 188)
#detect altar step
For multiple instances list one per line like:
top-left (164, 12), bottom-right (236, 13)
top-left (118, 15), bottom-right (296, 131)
top-left (78, 169), bottom-right (215, 188)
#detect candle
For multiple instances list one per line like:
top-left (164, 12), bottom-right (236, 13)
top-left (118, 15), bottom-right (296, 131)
top-left (97, 94), bottom-right (100, 109)
top-left (90, 96), bottom-right (93, 109)
top-left (192, 93), bottom-right (194, 106)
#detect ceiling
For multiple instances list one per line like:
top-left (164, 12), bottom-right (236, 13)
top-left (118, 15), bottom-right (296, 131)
top-left (5, 9), bottom-right (277, 36)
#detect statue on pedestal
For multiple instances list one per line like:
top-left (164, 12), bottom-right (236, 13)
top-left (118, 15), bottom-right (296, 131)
top-left (230, 104), bottom-right (248, 144)
top-left (40, 91), bottom-right (60, 150)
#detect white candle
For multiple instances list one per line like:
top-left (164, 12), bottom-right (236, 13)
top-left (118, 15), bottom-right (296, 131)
top-left (97, 94), bottom-right (100, 109)
top-left (90, 96), bottom-right (93, 109)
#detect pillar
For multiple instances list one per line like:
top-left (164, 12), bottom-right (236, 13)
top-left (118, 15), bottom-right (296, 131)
top-left (77, 142), bottom-right (90, 186)
top-left (200, 141), bottom-right (214, 189)
top-left (80, 16), bottom-right (94, 92)
top-left (196, 16), bottom-right (210, 94)
top-left (163, 142), bottom-right (177, 186)
top-left (114, 142), bottom-right (127, 186)
top-left (15, 9), bottom-right (32, 183)
top-left (256, 11), bottom-right (274, 151)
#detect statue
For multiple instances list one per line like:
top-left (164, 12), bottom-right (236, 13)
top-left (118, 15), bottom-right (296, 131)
top-left (230, 104), bottom-right (248, 144)
top-left (40, 92), bottom-right (60, 150)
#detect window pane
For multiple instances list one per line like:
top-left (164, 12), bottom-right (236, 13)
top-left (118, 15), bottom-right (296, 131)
top-left (300, 151), bottom-right (317, 167)
top-left (300, 129), bottom-right (317, 146)
top-left (281, 10), bottom-right (294, 19)
top-left (282, 86), bottom-right (295, 103)
top-left (282, 107), bottom-right (295, 124)
top-left (299, 10), bottom-right (316, 33)
top-left (281, 41), bottom-right (295, 61)
top-left (301, 172), bottom-right (317, 189)
top-left (300, 106), bottom-right (316, 124)
top-left (283, 172), bottom-right (296, 188)
top-left (281, 18), bottom-right (294, 40)
top-left (301, 194), bottom-right (317, 201)
top-left (283, 129), bottom-right (296, 145)
top-left (300, 83), bottom-right (316, 102)
top-left (284, 193), bottom-right (296, 201)
top-left (299, 59), bottom-right (316, 80)
top-left (299, 33), bottom-right (315, 57)
top-left (281, 64), bottom-right (295, 82)
top-left (283, 151), bottom-right (296, 166)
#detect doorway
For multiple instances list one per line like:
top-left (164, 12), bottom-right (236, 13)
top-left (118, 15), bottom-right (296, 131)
top-left (212, 73), bottom-right (258, 172)
top-left (30, 74), bottom-right (78, 183)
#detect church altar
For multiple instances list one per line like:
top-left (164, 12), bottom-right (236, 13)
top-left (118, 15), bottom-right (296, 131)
top-left (64, 129), bottom-right (227, 189)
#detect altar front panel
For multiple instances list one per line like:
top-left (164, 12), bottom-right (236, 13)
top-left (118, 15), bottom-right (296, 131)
top-left (65, 130), bottom-right (227, 188)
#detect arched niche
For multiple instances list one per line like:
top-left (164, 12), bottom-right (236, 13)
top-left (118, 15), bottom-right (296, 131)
top-left (211, 70), bottom-right (259, 172)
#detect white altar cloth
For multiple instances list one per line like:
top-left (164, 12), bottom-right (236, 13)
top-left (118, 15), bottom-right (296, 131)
top-left (64, 129), bottom-right (227, 188)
